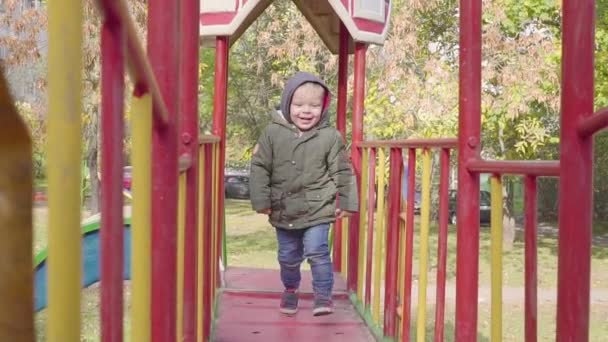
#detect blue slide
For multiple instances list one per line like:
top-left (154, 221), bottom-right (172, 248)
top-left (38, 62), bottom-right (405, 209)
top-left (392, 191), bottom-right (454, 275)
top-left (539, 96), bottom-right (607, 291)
top-left (34, 214), bottom-right (132, 312)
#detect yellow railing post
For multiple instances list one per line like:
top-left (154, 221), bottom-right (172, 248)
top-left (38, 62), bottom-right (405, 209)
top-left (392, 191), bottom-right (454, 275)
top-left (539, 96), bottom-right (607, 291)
top-left (341, 217), bottom-right (349, 277)
top-left (177, 173), bottom-right (187, 341)
top-left (357, 148), bottom-right (369, 301)
top-left (416, 149), bottom-right (432, 342)
top-left (47, 0), bottom-right (83, 339)
top-left (491, 175), bottom-right (504, 341)
top-left (0, 70), bottom-right (34, 342)
top-left (373, 148), bottom-right (386, 325)
top-left (131, 94), bottom-right (152, 342)
top-left (197, 147), bottom-right (206, 342)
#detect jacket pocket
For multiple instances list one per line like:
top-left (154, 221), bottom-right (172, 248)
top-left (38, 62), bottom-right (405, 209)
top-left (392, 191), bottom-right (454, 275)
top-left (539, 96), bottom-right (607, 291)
top-left (282, 192), bottom-right (309, 221)
top-left (305, 188), bottom-right (336, 217)
top-left (270, 192), bottom-right (282, 222)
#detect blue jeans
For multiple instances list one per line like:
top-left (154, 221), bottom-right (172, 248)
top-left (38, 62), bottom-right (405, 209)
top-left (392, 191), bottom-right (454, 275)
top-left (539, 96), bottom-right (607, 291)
top-left (275, 223), bottom-right (333, 299)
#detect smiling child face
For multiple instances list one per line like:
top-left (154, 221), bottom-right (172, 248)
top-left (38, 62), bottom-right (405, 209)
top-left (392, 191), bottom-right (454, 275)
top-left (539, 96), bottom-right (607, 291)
top-left (289, 83), bottom-right (326, 132)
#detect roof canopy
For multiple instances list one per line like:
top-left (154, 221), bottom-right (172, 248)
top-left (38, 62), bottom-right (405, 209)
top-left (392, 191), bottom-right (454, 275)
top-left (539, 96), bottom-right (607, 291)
top-left (199, 0), bottom-right (391, 54)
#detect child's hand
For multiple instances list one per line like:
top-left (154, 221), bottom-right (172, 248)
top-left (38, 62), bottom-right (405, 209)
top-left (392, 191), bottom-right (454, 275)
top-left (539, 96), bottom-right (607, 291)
top-left (335, 209), bottom-right (354, 219)
top-left (257, 208), bottom-right (272, 215)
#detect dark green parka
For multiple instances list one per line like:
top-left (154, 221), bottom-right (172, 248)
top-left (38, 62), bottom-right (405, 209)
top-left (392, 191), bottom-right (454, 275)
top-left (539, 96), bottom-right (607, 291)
top-left (249, 72), bottom-right (358, 229)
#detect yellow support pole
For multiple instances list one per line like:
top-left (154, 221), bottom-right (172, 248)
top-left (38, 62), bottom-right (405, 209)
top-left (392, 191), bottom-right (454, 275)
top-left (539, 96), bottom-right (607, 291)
top-left (197, 147), bottom-right (206, 342)
top-left (211, 144), bottom-right (219, 295)
top-left (131, 94), bottom-right (152, 342)
top-left (341, 217), bottom-right (348, 277)
top-left (0, 71), bottom-right (34, 342)
top-left (372, 148), bottom-right (386, 325)
top-left (176, 173), bottom-right (187, 341)
top-left (416, 149), bottom-right (432, 342)
top-left (47, 0), bottom-right (83, 339)
top-left (357, 148), bottom-right (369, 301)
top-left (491, 175), bottom-right (504, 341)
top-left (397, 198), bottom-right (406, 340)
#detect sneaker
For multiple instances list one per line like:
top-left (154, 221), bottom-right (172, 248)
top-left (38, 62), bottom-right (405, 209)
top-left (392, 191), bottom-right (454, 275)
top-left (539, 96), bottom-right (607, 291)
top-left (312, 297), bottom-right (333, 316)
top-left (280, 289), bottom-right (299, 315)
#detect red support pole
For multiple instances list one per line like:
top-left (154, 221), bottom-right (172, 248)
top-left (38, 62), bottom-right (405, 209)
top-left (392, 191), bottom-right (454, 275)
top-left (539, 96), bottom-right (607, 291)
top-left (434, 148), bottom-right (450, 342)
top-left (557, 1), bottom-right (595, 340)
top-left (202, 144), bottom-right (214, 340)
top-left (149, 0), bottom-right (180, 338)
top-left (100, 16), bottom-right (125, 342)
top-left (347, 43), bottom-right (366, 293)
top-left (364, 148), bottom-right (376, 307)
top-left (401, 148), bottom-right (416, 342)
top-left (179, 0), bottom-right (200, 339)
top-left (384, 147), bottom-right (403, 337)
top-left (524, 176), bottom-right (538, 342)
top-left (333, 22), bottom-right (349, 272)
top-left (336, 22), bottom-right (349, 136)
top-left (455, 0), bottom-right (482, 340)
top-left (212, 36), bottom-right (229, 282)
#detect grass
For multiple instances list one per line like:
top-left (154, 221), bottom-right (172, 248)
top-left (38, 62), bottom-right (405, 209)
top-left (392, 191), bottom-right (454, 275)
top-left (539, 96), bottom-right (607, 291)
top-left (32, 199), bottom-right (608, 340)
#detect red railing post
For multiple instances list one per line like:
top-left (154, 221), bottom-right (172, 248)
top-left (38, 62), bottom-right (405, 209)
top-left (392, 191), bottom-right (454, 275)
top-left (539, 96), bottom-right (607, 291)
top-left (364, 148), bottom-right (377, 307)
top-left (347, 43), bottom-right (366, 293)
top-left (384, 147), bottom-right (403, 336)
top-left (455, 0), bottom-right (482, 339)
top-left (149, 0), bottom-right (180, 338)
top-left (212, 36), bottom-right (229, 283)
top-left (556, 1), bottom-right (595, 340)
top-left (202, 144), bottom-right (214, 340)
top-left (334, 22), bottom-right (349, 272)
top-left (434, 148), bottom-right (450, 342)
top-left (179, 0), bottom-right (200, 338)
top-left (524, 176), bottom-right (538, 342)
top-left (100, 14), bottom-right (125, 342)
top-left (401, 148), bottom-right (416, 342)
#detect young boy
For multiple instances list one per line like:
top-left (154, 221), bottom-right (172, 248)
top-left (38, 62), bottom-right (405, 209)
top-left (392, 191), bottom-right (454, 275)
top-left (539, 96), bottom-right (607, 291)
top-left (249, 72), bottom-right (358, 316)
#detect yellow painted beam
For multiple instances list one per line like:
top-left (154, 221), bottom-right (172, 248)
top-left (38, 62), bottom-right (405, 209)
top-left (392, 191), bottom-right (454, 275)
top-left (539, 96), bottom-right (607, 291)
top-left (211, 144), bottom-right (219, 295)
top-left (177, 173), bottom-right (187, 341)
top-left (131, 94), bottom-right (152, 342)
top-left (416, 149), bottom-right (432, 342)
top-left (47, 0), bottom-right (83, 339)
top-left (373, 148), bottom-right (386, 325)
top-left (491, 175), bottom-right (504, 341)
top-left (0, 70), bottom-right (34, 342)
top-left (197, 147), bottom-right (206, 342)
top-left (341, 217), bottom-right (348, 277)
top-left (357, 148), bottom-right (369, 301)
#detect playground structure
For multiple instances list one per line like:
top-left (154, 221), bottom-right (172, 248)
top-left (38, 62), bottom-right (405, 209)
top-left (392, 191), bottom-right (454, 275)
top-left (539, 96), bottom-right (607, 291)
top-left (0, 0), bottom-right (607, 341)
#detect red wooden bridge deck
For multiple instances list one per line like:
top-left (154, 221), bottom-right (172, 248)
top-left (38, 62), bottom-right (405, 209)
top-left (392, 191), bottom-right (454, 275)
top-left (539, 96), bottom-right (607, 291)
top-left (213, 267), bottom-right (376, 341)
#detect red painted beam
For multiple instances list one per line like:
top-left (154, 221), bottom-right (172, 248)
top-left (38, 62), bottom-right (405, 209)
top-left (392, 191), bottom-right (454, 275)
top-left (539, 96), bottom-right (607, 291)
top-left (100, 16), bottom-right (125, 342)
top-left (524, 176), bottom-right (538, 342)
top-left (364, 148), bottom-right (376, 307)
top-left (434, 148), bottom-right (450, 342)
top-left (578, 107), bottom-right (608, 138)
top-left (557, 1), bottom-right (595, 340)
top-left (202, 144), bottom-right (214, 340)
top-left (401, 148), bottom-right (416, 342)
top-left (212, 36), bottom-right (229, 282)
top-left (149, 0), bottom-right (180, 338)
top-left (96, 0), bottom-right (169, 124)
top-left (455, 0), bottom-right (482, 340)
top-left (179, 0), bottom-right (200, 339)
top-left (333, 22), bottom-right (349, 272)
top-left (336, 22), bottom-right (349, 137)
top-left (357, 138), bottom-right (457, 149)
top-left (466, 159), bottom-right (560, 177)
top-left (347, 43), bottom-right (367, 293)
top-left (384, 148), bottom-right (403, 337)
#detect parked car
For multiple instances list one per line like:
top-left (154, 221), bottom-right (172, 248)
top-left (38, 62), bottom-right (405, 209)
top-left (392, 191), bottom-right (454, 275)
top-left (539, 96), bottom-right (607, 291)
top-left (224, 170), bottom-right (250, 199)
top-left (448, 189), bottom-right (491, 225)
